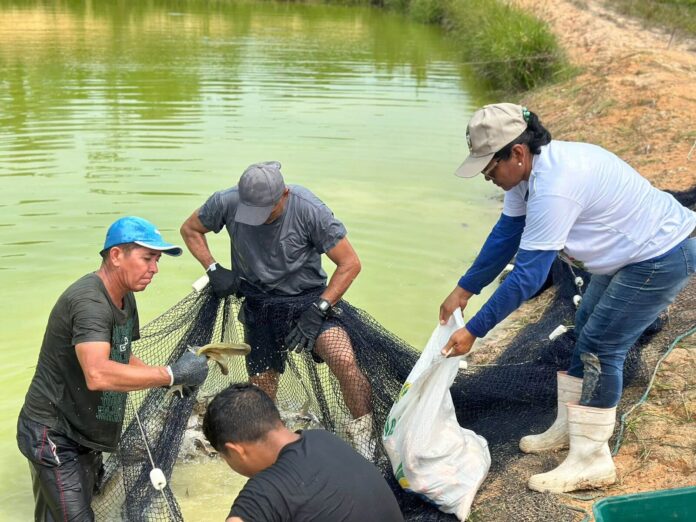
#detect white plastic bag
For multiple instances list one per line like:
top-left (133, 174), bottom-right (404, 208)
top-left (382, 310), bottom-right (491, 520)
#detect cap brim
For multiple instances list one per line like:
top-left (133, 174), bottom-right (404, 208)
top-left (134, 241), bottom-right (183, 257)
top-left (235, 202), bottom-right (274, 226)
top-left (454, 153), bottom-right (494, 178)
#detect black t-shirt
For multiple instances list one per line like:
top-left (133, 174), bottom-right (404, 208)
top-left (21, 273), bottom-right (139, 451)
top-left (230, 430), bottom-right (403, 522)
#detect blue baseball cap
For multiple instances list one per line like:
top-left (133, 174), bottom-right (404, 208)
top-left (102, 216), bottom-right (183, 256)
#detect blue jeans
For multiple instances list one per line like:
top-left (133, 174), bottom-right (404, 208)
top-left (567, 238), bottom-right (696, 408)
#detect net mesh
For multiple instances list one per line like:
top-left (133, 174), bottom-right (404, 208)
top-left (93, 191), bottom-right (696, 522)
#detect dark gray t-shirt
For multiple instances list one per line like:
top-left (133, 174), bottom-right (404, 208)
top-left (22, 273), bottom-right (139, 451)
top-left (198, 185), bottom-right (347, 295)
top-left (230, 430), bottom-right (404, 522)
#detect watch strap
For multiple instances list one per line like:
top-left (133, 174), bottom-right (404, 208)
top-left (314, 298), bottom-right (332, 316)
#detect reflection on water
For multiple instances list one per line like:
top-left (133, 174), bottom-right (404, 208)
top-left (0, 0), bottom-right (499, 519)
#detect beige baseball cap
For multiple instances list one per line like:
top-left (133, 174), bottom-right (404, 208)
top-left (455, 103), bottom-right (529, 178)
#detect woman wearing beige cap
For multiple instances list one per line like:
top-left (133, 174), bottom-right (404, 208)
top-left (439, 103), bottom-right (696, 493)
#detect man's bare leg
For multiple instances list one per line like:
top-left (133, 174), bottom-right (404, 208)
top-left (314, 326), bottom-right (371, 419)
top-left (250, 370), bottom-right (280, 401)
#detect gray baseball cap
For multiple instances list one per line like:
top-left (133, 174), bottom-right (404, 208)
top-left (235, 161), bottom-right (286, 226)
top-left (455, 103), bottom-right (529, 178)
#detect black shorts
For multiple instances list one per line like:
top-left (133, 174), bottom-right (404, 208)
top-left (16, 412), bottom-right (103, 522)
top-left (240, 285), bottom-right (338, 376)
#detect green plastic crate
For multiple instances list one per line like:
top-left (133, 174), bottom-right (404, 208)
top-left (593, 486), bottom-right (696, 521)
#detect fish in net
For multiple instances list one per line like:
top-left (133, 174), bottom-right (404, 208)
top-left (92, 190), bottom-right (696, 522)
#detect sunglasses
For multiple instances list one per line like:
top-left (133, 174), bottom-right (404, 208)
top-left (481, 159), bottom-right (499, 179)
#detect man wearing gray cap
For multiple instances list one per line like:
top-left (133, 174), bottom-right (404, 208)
top-left (439, 103), bottom-right (695, 494)
top-left (180, 161), bottom-right (374, 457)
top-left (17, 216), bottom-right (210, 522)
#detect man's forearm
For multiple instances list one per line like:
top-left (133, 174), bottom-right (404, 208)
top-left (322, 237), bottom-right (361, 305)
top-left (322, 261), bottom-right (360, 305)
top-left (84, 361), bottom-right (171, 392)
top-left (180, 221), bottom-right (216, 269)
top-left (186, 234), bottom-right (216, 270)
top-left (129, 355), bottom-right (148, 367)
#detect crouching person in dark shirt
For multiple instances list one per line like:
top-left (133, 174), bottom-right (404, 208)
top-left (203, 383), bottom-right (404, 522)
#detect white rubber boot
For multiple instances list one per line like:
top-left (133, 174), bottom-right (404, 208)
top-left (519, 372), bottom-right (583, 454)
top-left (346, 413), bottom-right (376, 461)
top-left (528, 403), bottom-right (617, 493)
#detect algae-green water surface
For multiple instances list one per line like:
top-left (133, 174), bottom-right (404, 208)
top-left (0, 0), bottom-right (500, 518)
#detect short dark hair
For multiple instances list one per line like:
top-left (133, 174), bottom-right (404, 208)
top-left (203, 383), bottom-right (282, 451)
top-left (100, 242), bottom-right (138, 261)
top-left (494, 110), bottom-right (551, 160)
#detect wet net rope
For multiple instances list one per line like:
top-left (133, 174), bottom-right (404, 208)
top-left (92, 189), bottom-right (696, 522)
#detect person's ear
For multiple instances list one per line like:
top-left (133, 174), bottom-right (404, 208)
top-left (109, 246), bottom-right (124, 267)
top-left (225, 441), bottom-right (246, 459)
top-left (511, 144), bottom-right (526, 164)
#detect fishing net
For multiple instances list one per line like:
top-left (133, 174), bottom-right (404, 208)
top-left (93, 189), bottom-right (696, 522)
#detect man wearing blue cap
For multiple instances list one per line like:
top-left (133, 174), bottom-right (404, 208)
top-left (180, 162), bottom-right (375, 458)
top-left (16, 216), bottom-right (210, 522)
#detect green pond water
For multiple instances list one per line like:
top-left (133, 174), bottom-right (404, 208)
top-left (0, 0), bottom-right (501, 519)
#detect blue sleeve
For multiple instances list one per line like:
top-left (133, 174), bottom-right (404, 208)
top-left (465, 249), bottom-right (557, 338)
top-left (458, 214), bottom-right (526, 294)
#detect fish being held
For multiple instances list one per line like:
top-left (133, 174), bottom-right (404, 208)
top-left (165, 342), bottom-right (251, 399)
top-left (195, 342), bottom-right (251, 375)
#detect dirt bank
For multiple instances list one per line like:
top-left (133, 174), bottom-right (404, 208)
top-left (515, 0), bottom-right (696, 191)
top-left (496, 0), bottom-right (696, 514)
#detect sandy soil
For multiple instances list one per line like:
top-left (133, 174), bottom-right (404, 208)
top-left (495, 0), bottom-right (696, 515)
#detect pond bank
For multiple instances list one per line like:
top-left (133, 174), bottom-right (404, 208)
top-left (516, 0), bottom-right (696, 190)
top-left (500, 0), bottom-right (696, 511)
top-left (325, 0), bottom-right (567, 92)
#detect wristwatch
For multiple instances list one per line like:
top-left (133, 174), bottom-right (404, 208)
top-left (314, 298), bottom-right (332, 316)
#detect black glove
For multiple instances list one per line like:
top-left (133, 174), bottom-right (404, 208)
top-left (169, 350), bottom-right (209, 387)
top-left (207, 263), bottom-right (240, 298)
top-left (285, 299), bottom-right (331, 353)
